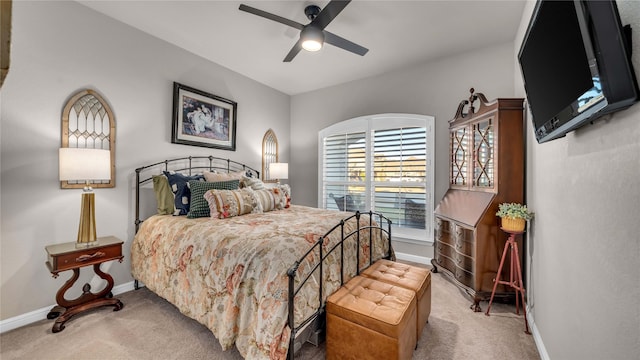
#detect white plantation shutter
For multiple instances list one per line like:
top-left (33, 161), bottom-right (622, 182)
top-left (319, 114), bottom-right (434, 242)
top-left (373, 127), bottom-right (427, 229)
top-left (322, 132), bottom-right (366, 212)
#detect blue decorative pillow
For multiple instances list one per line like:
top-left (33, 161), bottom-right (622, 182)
top-left (163, 171), bottom-right (205, 215)
top-left (187, 179), bottom-right (240, 218)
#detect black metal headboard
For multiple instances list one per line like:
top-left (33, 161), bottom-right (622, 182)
top-left (134, 156), bottom-right (259, 231)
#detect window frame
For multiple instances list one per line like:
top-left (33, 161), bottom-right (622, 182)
top-left (318, 113), bottom-right (435, 242)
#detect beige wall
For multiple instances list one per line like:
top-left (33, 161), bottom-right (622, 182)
top-left (0, 1), bottom-right (290, 320)
top-left (515, 1), bottom-right (640, 359)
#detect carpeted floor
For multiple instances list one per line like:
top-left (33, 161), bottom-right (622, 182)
top-left (0, 269), bottom-right (540, 360)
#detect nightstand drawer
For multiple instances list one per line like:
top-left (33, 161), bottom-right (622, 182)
top-left (46, 236), bottom-right (124, 273)
top-left (51, 244), bottom-right (122, 272)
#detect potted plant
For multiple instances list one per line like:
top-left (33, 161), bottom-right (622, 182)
top-left (496, 203), bottom-right (534, 232)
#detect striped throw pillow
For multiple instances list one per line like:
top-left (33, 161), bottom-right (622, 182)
top-left (253, 188), bottom-right (286, 213)
top-left (204, 188), bottom-right (261, 219)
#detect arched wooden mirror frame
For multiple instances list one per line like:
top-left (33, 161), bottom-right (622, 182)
top-left (262, 129), bottom-right (278, 183)
top-left (61, 89), bottom-right (116, 189)
top-left (0, 0), bottom-right (11, 88)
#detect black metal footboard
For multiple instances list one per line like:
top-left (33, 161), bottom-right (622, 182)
top-left (286, 211), bottom-right (393, 360)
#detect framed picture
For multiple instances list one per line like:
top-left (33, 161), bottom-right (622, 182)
top-left (172, 82), bottom-right (237, 151)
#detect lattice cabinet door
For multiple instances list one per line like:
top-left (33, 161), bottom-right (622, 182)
top-left (450, 126), bottom-right (469, 188)
top-left (471, 117), bottom-right (495, 190)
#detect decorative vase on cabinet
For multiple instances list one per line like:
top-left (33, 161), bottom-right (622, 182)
top-left (431, 88), bottom-right (525, 312)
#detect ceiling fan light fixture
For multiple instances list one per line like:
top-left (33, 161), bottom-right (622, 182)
top-left (302, 39), bottom-right (323, 52)
top-left (301, 26), bottom-right (324, 52)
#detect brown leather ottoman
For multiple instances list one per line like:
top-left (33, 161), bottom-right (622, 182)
top-left (361, 259), bottom-right (432, 340)
top-left (326, 275), bottom-right (417, 360)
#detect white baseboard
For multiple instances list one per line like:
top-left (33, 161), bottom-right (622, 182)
top-left (0, 281), bottom-right (136, 334)
top-left (526, 305), bottom-right (550, 360)
top-left (394, 251), bottom-right (431, 265)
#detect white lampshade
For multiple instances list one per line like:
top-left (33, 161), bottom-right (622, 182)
top-left (269, 162), bottom-right (288, 180)
top-left (59, 148), bottom-right (111, 181)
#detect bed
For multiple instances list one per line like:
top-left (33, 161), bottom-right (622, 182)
top-left (131, 156), bottom-right (393, 360)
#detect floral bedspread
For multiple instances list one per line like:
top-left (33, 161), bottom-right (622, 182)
top-left (131, 205), bottom-right (390, 359)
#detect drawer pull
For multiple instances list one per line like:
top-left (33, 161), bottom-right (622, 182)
top-left (76, 251), bottom-right (106, 262)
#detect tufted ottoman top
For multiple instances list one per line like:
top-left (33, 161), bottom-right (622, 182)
top-left (361, 259), bottom-right (431, 299)
top-left (326, 275), bottom-right (416, 338)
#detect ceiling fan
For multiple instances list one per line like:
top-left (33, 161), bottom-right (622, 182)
top-left (239, 0), bottom-right (369, 62)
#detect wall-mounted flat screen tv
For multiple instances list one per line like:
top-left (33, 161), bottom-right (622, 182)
top-left (519, 0), bottom-right (639, 143)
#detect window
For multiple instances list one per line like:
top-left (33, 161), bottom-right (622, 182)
top-left (318, 114), bottom-right (434, 242)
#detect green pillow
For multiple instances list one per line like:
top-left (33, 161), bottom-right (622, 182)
top-left (187, 179), bottom-right (240, 218)
top-left (152, 175), bottom-right (175, 215)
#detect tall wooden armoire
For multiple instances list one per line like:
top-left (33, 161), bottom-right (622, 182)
top-left (431, 89), bottom-right (525, 311)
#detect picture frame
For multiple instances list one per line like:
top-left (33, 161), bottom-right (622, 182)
top-left (172, 82), bottom-right (237, 151)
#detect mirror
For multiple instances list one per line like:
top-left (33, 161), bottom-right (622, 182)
top-left (262, 129), bottom-right (278, 182)
top-left (61, 89), bottom-right (116, 188)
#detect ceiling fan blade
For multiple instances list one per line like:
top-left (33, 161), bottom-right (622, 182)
top-left (324, 31), bottom-right (369, 56)
top-left (312, 0), bottom-right (351, 30)
top-left (283, 40), bottom-right (303, 62)
top-left (239, 4), bottom-right (304, 30)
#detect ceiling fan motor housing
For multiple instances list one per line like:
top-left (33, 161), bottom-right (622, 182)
top-left (304, 5), bottom-right (321, 20)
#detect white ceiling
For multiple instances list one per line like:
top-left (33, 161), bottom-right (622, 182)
top-left (78, 0), bottom-right (526, 95)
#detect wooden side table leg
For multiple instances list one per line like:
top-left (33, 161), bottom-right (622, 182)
top-left (51, 268), bottom-right (80, 332)
top-left (47, 305), bottom-right (65, 320)
top-left (50, 264), bottom-right (123, 333)
top-left (54, 268), bottom-right (81, 309)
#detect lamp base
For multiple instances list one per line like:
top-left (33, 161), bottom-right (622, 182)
top-left (77, 192), bottom-right (98, 246)
top-left (75, 240), bottom-right (99, 249)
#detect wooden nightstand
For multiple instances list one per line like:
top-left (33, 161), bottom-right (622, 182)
top-left (45, 236), bottom-right (124, 333)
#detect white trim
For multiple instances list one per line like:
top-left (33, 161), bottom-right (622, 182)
top-left (527, 305), bottom-right (550, 360)
top-left (393, 235), bottom-right (434, 246)
top-left (393, 227), bottom-right (430, 244)
top-left (0, 281), bottom-right (136, 334)
top-left (395, 251), bottom-right (431, 265)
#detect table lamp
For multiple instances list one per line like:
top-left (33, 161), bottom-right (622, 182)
top-left (269, 162), bottom-right (288, 184)
top-left (59, 148), bottom-right (111, 247)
